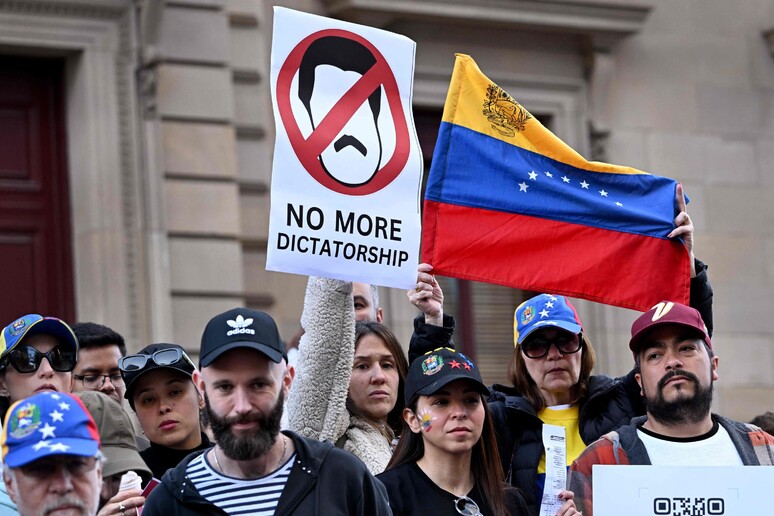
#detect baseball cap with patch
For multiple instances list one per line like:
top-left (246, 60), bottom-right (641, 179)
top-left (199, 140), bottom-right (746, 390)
top-left (1, 392), bottom-right (100, 468)
top-left (199, 308), bottom-right (287, 367)
top-left (0, 314), bottom-right (79, 362)
top-left (404, 347), bottom-right (489, 404)
top-left (629, 301), bottom-right (711, 353)
top-left (513, 294), bottom-right (583, 347)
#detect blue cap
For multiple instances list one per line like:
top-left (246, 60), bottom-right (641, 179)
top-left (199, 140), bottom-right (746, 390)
top-left (2, 392), bottom-right (101, 468)
top-left (0, 315), bottom-right (79, 362)
top-left (513, 294), bottom-right (583, 347)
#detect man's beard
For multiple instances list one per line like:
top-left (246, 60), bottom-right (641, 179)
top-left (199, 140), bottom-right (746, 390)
top-left (204, 390), bottom-right (284, 461)
top-left (645, 369), bottom-right (713, 426)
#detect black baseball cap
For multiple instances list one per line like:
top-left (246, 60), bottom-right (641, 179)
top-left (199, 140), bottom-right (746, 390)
top-left (120, 343), bottom-right (196, 407)
top-left (199, 308), bottom-right (287, 367)
top-left (405, 347), bottom-right (489, 404)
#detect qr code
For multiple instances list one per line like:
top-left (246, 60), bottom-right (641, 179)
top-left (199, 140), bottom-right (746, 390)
top-left (653, 498), bottom-right (725, 515)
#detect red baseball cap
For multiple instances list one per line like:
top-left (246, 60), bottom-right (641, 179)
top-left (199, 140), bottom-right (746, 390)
top-left (629, 301), bottom-right (711, 353)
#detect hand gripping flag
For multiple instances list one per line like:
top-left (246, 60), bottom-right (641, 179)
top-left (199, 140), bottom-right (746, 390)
top-left (422, 54), bottom-right (690, 311)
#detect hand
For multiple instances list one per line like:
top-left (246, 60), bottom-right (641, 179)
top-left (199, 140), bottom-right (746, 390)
top-left (98, 489), bottom-right (145, 516)
top-left (407, 263), bottom-right (444, 326)
top-left (667, 183), bottom-right (696, 277)
top-left (556, 490), bottom-right (582, 516)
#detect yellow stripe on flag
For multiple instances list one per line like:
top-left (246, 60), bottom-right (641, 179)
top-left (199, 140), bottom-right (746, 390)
top-left (443, 54), bottom-right (649, 176)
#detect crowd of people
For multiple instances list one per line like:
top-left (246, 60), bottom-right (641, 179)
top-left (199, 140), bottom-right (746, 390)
top-left (0, 205), bottom-right (772, 516)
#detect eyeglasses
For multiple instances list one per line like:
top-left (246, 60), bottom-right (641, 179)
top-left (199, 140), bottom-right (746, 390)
top-left (20, 455), bottom-right (100, 479)
top-left (455, 495), bottom-right (483, 516)
top-left (73, 372), bottom-right (125, 389)
top-left (521, 332), bottom-right (582, 359)
top-left (1, 345), bottom-right (76, 373)
top-left (118, 347), bottom-right (195, 372)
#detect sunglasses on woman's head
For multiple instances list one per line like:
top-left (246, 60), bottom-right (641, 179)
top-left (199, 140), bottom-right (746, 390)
top-left (2, 344), bottom-right (77, 373)
top-left (521, 332), bottom-right (583, 359)
top-left (118, 347), bottom-right (195, 372)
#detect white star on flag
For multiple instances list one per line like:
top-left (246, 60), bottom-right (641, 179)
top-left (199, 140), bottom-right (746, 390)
top-left (615, 202), bottom-right (623, 207)
top-left (544, 171), bottom-right (553, 178)
top-left (547, 295), bottom-right (557, 301)
top-left (539, 309), bottom-right (550, 318)
top-left (38, 423), bottom-right (56, 439)
top-left (561, 176), bottom-right (570, 183)
top-left (48, 443), bottom-right (70, 452)
top-left (580, 181), bottom-right (589, 189)
top-left (518, 182), bottom-right (528, 192)
top-left (528, 171), bottom-right (538, 180)
top-left (545, 301), bottom-right (554, 308)
top-left (50, 410), bottom-right (64, 422)
top-left (33, 440), bottom-right (50, 452)
top-left (50, 394), bottom-right (61, 400)
top-left (58, 402), bottom-right (70, 411)
top-left (599, 190), bottom-right (608, 197)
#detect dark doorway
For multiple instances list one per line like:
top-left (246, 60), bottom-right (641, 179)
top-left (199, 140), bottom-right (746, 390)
top-left (0, 56), bottom-right (74, 323)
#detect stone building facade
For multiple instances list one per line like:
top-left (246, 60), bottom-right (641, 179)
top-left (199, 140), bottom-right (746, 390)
top-left (0, 0), bottom-right (771, 421)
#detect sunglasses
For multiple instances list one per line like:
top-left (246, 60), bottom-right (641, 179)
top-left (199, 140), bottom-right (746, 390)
top-left (118, 347), bottom-right (195, 372)
top-left (521, 332), bottom-right (583, 359)
top-left (2, 344), bottom-right (77, 373)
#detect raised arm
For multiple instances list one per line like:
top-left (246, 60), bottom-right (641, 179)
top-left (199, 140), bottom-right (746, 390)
top-left (287, 276), bottom-right (354, 442)
top-left (407, 263), bottom-right (456, 363)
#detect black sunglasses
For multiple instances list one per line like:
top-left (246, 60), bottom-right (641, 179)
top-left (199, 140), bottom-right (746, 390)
top-left (118, 348), bottom-right (195, 372)
top-left (521, 332), bottom-right (583, 359)
top-left (2, 344), bottom-right (77, 373)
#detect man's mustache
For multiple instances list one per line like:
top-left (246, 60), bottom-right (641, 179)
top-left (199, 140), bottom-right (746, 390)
top-left (334, 134), bottom-right (367, 156)
top-left (658, 369), bottom-right (699, 390)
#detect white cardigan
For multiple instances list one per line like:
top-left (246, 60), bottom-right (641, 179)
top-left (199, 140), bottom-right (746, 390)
top-left (286, 277), bottom-right (392, 474)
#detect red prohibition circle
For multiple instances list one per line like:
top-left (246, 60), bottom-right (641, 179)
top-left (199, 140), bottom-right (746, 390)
top-left (276, 29), bottom-right (411, 196)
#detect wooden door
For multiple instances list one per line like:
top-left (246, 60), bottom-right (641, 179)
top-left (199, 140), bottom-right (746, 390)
top-left (0, 57), bottom-right (74, 324)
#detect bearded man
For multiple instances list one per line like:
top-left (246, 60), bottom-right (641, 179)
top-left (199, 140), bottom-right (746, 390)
top-left (568, 301), bottom-right (774, 516)
top-left (142, 308), bottom-right (389, 515)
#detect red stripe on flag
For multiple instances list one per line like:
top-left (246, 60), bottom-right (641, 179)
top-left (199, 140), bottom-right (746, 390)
top-left (422, 201), bottom-right (690, 311)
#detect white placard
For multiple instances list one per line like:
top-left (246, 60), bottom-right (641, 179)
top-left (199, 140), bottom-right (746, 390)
top-left (593, 465), bottom-right (774, 516)
top-left (267, 7), bottom-right (423, 289)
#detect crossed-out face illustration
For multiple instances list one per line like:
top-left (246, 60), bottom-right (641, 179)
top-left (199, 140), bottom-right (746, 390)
top-left (297, 36), bottom-right (383, 187)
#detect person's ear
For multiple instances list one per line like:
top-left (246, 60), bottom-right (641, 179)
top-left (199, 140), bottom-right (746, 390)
top-left (711, 355), bottom-right (719, 382)
top-left (375, 307), bottom-right (384, 324)
top-left (193, 370), bottom-right (206, 400)
top-left (3, 468), bottom-right (18, 504)
top-left (404, 408), bottom-right (422, 434)
top-left (635, 373), bottom-right (643, 397)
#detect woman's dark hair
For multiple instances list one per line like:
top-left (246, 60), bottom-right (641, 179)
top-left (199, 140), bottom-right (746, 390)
top-left (387, 393), bottom-right (511, 516)
top-left (508, 333), bottom-right (596, 412)
top-left (346, 321), bottom-right (408, 439)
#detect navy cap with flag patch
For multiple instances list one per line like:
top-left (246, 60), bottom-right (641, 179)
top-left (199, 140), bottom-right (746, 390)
top-left (404, 347), bottom-right (489, 404)
top-left (513, 294), bottom-right (583, 347)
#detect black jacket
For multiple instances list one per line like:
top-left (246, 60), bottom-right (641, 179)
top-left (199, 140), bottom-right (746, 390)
top-left (408, 258), bottom-right (713, 515)
top-left (142, 430), bottom-right (391, 516)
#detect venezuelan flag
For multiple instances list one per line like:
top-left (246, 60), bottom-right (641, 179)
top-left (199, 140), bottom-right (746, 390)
top-left (422, 54), bottom-right (690, 311)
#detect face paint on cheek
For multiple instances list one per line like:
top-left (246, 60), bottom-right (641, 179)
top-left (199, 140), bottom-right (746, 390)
top-left (418, 408), bottom-right (435, 433)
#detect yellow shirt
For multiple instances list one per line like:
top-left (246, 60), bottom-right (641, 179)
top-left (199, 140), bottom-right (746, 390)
top-left (536, 404), bottom-right (585, 476)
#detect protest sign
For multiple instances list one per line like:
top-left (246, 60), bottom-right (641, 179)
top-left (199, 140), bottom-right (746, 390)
top-left (267, 7), bottom-right (422, 288)
top-left (593, 465), bottom-right (774, 516)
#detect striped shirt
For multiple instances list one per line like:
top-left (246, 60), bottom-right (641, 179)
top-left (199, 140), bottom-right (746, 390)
top-left (187, 450), bottom-right (295, 515)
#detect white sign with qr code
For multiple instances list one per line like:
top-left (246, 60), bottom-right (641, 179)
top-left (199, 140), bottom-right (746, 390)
top-left (593, 466), bottom-right (774, 516)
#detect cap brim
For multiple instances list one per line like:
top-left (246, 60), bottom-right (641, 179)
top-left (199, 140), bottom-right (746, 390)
top-left (412, 375), bottom-right (490, 401)
top-left (101, 445), bottom-right (152, 482)
top-left (123, 363), bottom-right (194, 401)
top-left (4, 437), bottom-right (99, 468)
top-left (517, 320), bottom-right (582, 345)
top-left (200, 341), bottom-right (284, 367)
top-left (19, 319), bottom-right (78, 352)
top-left (629, 322), bottom-right (708, 352)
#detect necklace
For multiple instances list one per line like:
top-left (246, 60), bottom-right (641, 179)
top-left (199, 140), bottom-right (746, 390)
top-left (212, 436), bottom-right (288, 476)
